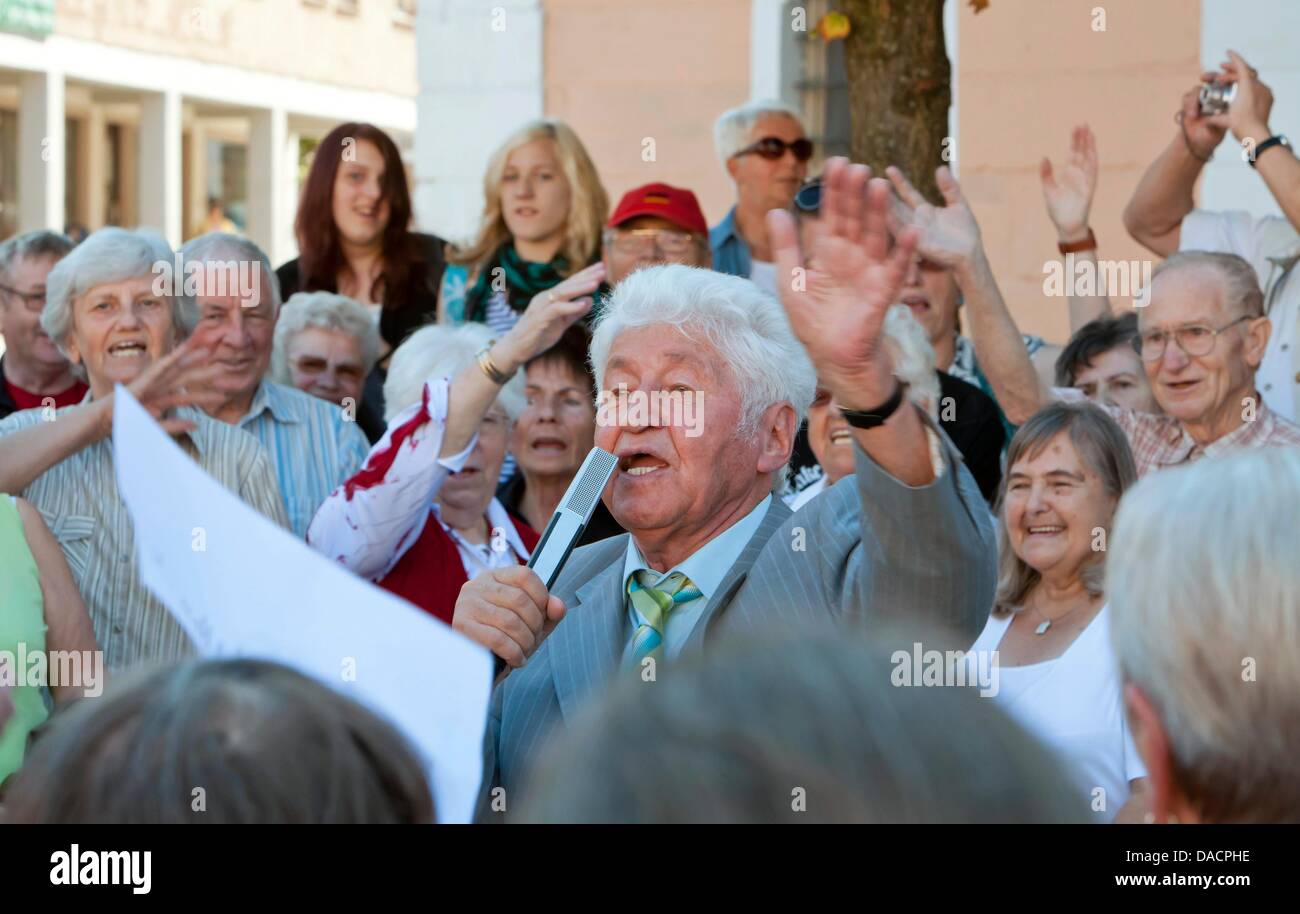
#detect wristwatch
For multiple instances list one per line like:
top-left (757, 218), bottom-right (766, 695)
top-left (839, 382), bottom-right (907, 429)
top-left (1250, 135), bottom-right (1290, 169)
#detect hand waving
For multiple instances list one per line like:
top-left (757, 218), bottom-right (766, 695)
top-left (1041, 124), bottom-right (1098, 241)
top-left (767, 157), bottom-right (919, 409)
top-left (496, 262), bottom-right (605, 372)
top-left (886, 165), bottom-right (983, 271)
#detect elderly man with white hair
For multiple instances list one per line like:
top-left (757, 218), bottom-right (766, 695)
top-left (1109, 446), bottom-right (1300, 823)
top-left (0, 227), bottom-right (286, 669)
top-left (452, 160), bottom-right (997, 813)
top-left (181, 233), bottom-right (371, 536)
top-left (710, 99), bottom-right (812, 295)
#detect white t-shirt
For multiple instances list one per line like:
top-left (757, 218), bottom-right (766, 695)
top-left (967, 604), bottom-right (1146, 822)
top-left (748, 259), bottom-right (778, 297)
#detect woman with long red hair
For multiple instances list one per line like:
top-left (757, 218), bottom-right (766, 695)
top-left (276, 123), bottom-right (445, 440)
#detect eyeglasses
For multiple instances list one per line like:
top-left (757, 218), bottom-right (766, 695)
top-left (733, 136), bottom-right (814, 162)
top-left (1132, 315), bottom-right (1254, 362)
top-left (0, 283), bottom-right (46, 313)
top-left (794, 177), bottom-right (823, 214)
top-left (292, 356), bottom-right (366, 384)
top-left (603, 228), bottom-right (698, 258)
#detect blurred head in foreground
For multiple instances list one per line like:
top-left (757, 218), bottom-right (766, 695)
top-left (2, 659), bottom-right (433, 824)
top-left (1109, 447), bottom-right (1300, 823)
top-left (516, 631), bottom-right (1088, 823)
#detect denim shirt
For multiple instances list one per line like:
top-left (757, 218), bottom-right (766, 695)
top-left (709, 206), bottom-right (752, 278)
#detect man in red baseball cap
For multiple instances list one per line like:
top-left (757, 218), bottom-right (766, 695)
top-left (601, 183), bottom-right (712, 287)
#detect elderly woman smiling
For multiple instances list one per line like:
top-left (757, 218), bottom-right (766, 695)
top-left (272, 291), bottom-right (380, 423)
top-left (967, 401), bottom-right (1146, 822)
top-left (0, 227), bottom-right (287, 670)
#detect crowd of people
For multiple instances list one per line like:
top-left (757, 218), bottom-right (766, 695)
top-left (0, 49), bottom-right (1298, 825)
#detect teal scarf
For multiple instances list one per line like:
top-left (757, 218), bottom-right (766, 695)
top-left (465, 243), bottom-right (569, 323)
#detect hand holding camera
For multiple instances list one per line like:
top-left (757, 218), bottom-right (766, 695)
top-left (1199, 50), bottom-right (1273, 144)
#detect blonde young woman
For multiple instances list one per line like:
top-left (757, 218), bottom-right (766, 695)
top-left (440, 119), bottom-right (609, 334)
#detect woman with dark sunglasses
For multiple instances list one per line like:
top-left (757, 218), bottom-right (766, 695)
top-left (710, 101), bottom-right (812, 296)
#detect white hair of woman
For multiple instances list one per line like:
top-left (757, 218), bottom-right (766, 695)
top-left (1108, 446), bottom-right (1300, 822)
top-left (42, 227), bottom-right (196, 357)
top-left (272, 291), bottom-right (382, 384)
top-left (713, 99), bottom-right (806, 165)
top-left (383, 322), bottom-right (526, 424)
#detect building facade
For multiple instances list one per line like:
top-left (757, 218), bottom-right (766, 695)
top-left (0, 0), bottom-right (419, 267)
top-left (416, 0), bottom-right (1298, 345)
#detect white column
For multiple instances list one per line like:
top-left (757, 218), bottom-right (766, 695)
top-left (247, 106), bottom-right (290, 266)
top-left (749, 0), bottom-right (786, 102)
top-left (280, 124), bottom-right (302, 263)
top-left (415, 0), bottom-right (544, 240)
top-left (18, 68), bottom-right (65, 232)
top-left (138, 90), bottom-right (182, 245)
top-left (82, 105), bottom-right (108, 229)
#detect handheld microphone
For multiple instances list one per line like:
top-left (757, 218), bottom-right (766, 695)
top-left (527, 447), bottom-right (618, 589)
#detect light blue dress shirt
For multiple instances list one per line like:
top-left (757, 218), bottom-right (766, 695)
top-left (620, 494), bottom-right (772, 665)
top-left (236, 381), bottom-right (371, 537)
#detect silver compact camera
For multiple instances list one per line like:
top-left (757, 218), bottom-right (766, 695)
top-left (1199, 80), bottom-right (1238, 116)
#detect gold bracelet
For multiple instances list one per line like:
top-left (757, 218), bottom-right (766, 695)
top-left (475, 344), bottom-right (513, 385)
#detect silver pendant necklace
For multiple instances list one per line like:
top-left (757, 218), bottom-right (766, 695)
top-left (1030, 599), bottom-right (1087, 636)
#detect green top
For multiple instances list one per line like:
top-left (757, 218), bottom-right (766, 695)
top-left (0, 495), bottom-right (49, 787)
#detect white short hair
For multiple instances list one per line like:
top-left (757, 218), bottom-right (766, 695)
top-left (42, 227), bottom-right (194, 356)
top-left (713, 99), bottom-right (806, 166)
top-left (179, 232), bottom-right (282, 317)
top-left (591, 264), bottom-right (816, 494)
top-left (1108, 447), bottom-right (1300, 821)
top-left (883, 305), bottom-right (941, 417)
top-left (383, 322), bottom-right (525, 424)
top-left (272, 291), bottom-right (381, 384)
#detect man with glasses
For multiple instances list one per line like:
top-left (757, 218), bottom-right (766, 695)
top-left (710, 100), bottom-right (811, 296)
top-left (0, 231), bottom-right (86, 420)
top-left (601, 183), bottom-right (711, 288)
top-left (975, 249), bottom-right (1300, 477)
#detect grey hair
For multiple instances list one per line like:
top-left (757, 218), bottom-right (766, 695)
top-left (516, 627), bottom-right (1089, 823)
top-left (272, 291), bottom-right (381, 384)
top-left (41, 227), bottom-right (193, 357)
top-left (994, 401), bottom-right (1137, 614)
top-left (713, 99), bottom-right (805, 166)
top-left (0, 229), bottom-right (74, 283)
top-left (883, 305), bottom-right (941, 417)
top-left (1108, 447), bottom-right (1300, 823)
top-left (179, 232), bottom-right (282, 323)
top-left (383, 322), bottom-right (525, 423)
top-left (1151, 251), bottom-right (1264, 318)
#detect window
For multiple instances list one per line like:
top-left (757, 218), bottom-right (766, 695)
top-left (393, 0), bottom-right (416, 29)
top-left (335, 0), bottom-right (359, 15)
top-left (785, 0), bottom-right (851, 163)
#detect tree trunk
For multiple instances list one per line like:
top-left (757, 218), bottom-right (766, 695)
top-left (842, 0), bottom-right (951, 204)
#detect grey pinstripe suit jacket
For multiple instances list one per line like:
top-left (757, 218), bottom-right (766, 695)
top-left (477, 433), bottom-right (997, 817)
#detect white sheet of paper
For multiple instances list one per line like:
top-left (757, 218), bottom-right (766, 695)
top-left (112, 386), bottom-right (493, 824)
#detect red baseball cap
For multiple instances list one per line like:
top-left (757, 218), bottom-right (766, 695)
top-left (607, 183), bottom-right (708, 236)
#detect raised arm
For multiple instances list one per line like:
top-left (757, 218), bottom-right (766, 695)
top-left (308, 263), bottom-right (606, 580)
top-left (1123, 76), bottom-right (1227, 256)
top-left (0, 332), bottom-right (224, 495)
top-left (887, 165), bottom-right (1046, 425)
top-left (768, 160), bottom-right (931, 485)
top-left (1042, 124), bottom-right (1112, 330)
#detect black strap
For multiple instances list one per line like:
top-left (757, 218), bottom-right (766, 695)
top-left (839, 382), bottom-right (907, 430)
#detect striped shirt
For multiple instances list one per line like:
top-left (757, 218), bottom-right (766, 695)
top-left (233, 381), bottom-right (371, 537)
top-left (0, 401), bottom-right (287, 670)
top-left (1055, 387), bottom-right (1300, 476)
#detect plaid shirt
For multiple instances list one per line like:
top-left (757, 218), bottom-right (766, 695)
top-left (1056, 388), bottom-right (1300, 476)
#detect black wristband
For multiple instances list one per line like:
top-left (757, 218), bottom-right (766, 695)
top-left (839, 382), bottom-right (907, 430)
top-left (1250, 135), bottom-right (1290, 169)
